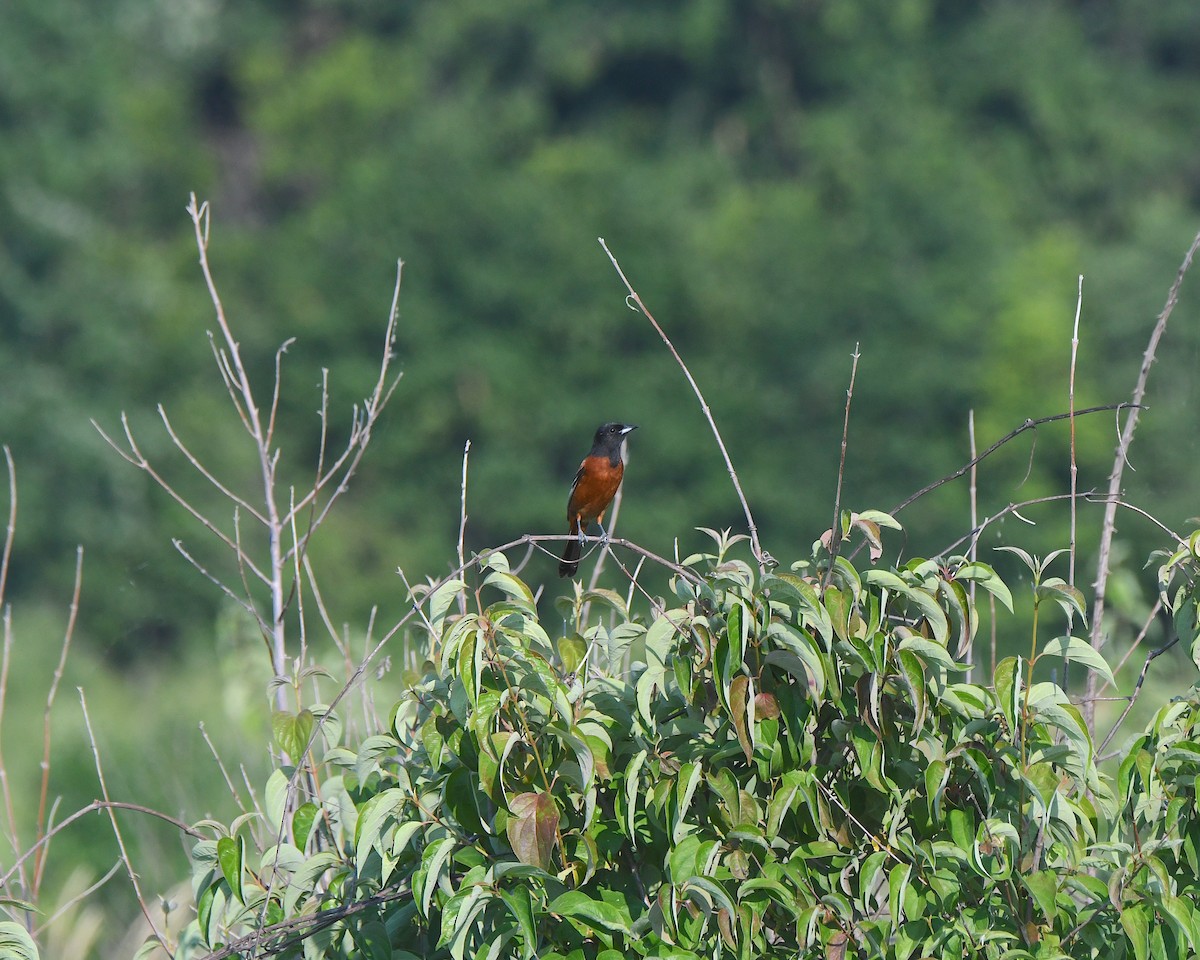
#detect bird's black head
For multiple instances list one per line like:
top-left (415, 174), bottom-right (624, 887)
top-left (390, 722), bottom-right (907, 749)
top-left (591, 422), bottom-right (637, 460)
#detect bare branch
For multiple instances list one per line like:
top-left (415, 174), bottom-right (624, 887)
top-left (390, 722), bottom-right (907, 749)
top-left (1, 799), bottom-right (204, 892)
top-left (280, 261), bottom-right (405, 551)
top-left (79, 690), bottom-right (173, 955)
top-left (1066, 275), bottom-right (1083, 693)
top-left (0, 449), bottom-right (19, 890)
top-left (888, 404), bottom-right (1135, 519)
top-left (1097, 632), bottom-right (1180, 758)
top-left (266, 338), bottom-right (297, 448)
top-left (158, 405), bottom-right (267, 524)
top-left (206, 334), bottom-right (253, 435)
top-left (1089, 230), bottom-right (1200, 726)
top-left (200, 722), bottom-right (246, 813)
top-left (172, 539), bottom-right (270, 638)
top-left (34, 860), bottom-right (122, 937)
top-left (967, 410), bottom-right (979, 682)
top-left (599, 238), bottom-right (768, 570)
top-left (34, 546), bottom-right (83, 891)
top-left (457, 440), bottom-right (470, 617)
top-left (92, 415), bottom-right (271, 586)
top-left (0, 447), bottom-right (14, 603)
top-left (823, 343), bottom-right (861, 587)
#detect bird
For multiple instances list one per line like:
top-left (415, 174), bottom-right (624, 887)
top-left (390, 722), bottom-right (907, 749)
top-left (558, 422), bottom-right (638, 578)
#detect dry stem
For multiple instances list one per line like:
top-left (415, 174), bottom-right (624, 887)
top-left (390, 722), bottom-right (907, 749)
top-left (598, 238), bottom-right (768, 569)
top-left (1088, 230), bottom-right (1200, 726)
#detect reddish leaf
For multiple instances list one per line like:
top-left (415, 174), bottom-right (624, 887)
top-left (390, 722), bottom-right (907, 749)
top-left (507, 791), bottom-right (558, 871)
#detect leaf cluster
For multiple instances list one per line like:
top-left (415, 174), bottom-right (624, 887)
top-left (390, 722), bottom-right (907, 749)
top-left (170, 525), bottom-right (1200, 960)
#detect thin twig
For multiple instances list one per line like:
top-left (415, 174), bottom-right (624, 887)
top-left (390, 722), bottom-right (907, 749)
top-left (889, 404), bottom-right (1134, 518)
top-left (172, 539), bottom-right (270, 637)
top-left (157, 405), bottom-right (266, 524)
top-left (1089, 230), bottom-right (1200, 728)
top-left (1095, 598), bottom-right (1163, 700)
top-left (1066, 275), bottom-right (1083, 695)
top-left (266, 338), bottom-right (296, 449)
top-left (458, 440), bottom-right (470, 618)
top-left (0, 448), bottom-right (19, 890)
top-left (302, 553), bottom-right (346, 658)
top-left (1081, 495), bottom-right (1182, 545)
top-left (79, 690), bottom-right (172, 955)
top-left (1, 800), bottom-right (205, 891)
top-left (280, 262), bottom-right (405, 542)
top-left (0, 608), bottom-right (17, 895)
top-left (92, 417), bottom-right (270, 587)
top-left (599, 238), bottom-right (768, 569)
top-left (940, 492), bottom-right (1102, 558)
top-left (199, 722), bottom-right (245, 813)
top-left (187, 195), bottom-right (288, 706)
top-left (823, 343), bottom-right (860, 588)
top-left (0, 446), bottom-right (14, 603)
top-left (1097, 634), bottom-right (1180, 757)
top-left (34, 546), bottom-right (83, 891)
top-left (34, 860), bottom-right (122, 937)
top-left (967, 410), bottom-right (979, 683)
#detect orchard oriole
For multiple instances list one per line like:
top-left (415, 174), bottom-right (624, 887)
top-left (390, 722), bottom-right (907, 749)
top-left (558, 422), bottom-right (637, 578)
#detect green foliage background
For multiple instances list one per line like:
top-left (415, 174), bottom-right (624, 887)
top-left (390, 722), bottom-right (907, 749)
top-left (4, 0), bottom-right (1200, 955)
top-left (5, 0), bottom-right (1200, 644)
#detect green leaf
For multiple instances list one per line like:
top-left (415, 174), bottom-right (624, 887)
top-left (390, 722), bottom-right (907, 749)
top-left (557, 633), bottom-right (586, 675)
top-left (674, 761), bottom-right (704, 843)
top-left (272, 708), bottom-right (315, 761)
top-left (888, 863), bottom-right (912, 925)
top-left (682, 875), bottom-right (737, 920)
top-left (547, 721), bottom-right (596, 799)
top-left (428, 578), bottom-right (466, 636)
top-left (993, 656), bottom-right (1020, 733)
top-left (438, 884), bottom-right (491, 959)
top-left (283, 850), bottom-right (341, 918)
top-left (1020, 869), bottom-right (1058, 926)
top-left (548, 891), bottom-right (635, 935)
top-left (1038, 634), bottom-right (1116, 689)
top-left (1036, 578), bottom-right (1088, 623)
top-left (896, 649), bottom-right (927, 735)
top-left (1120, 900), bottom-right (1151, 960)
top-left (924, 759), bottom-right (948, 824)
top-left (354, 788), bottom-right (406, 872)
top-left (897, 637), bottom-right (966, 673)
top-left (1158, 892), bottom-right (1197, 952)
top-left (216, 834), bottom-right (245, 904)
top-left (0, 922), bottom-right (39, 960)
top-left (954, 562), bottom-right (1014, 612)
top-left (353, 920), bottom-right (393, 960)
top-left (499, 886), bottom-right (538, 958)
top-left (717, 601), bottom-right (749, 708)
top-left (418, 837), bottom-right (457, 919)
top-left (995, 545), bottom-right (1037, 575)
top-left (625, 749), bottom-right (647, 846)
top-left (483, 568), bottom-right (535, 607)
top-left (131, 937), bottom-right (161, 960)
top-left (765, 622), bottom-right (827, 697)
top-left (765, 573), bottom-right (834, 645)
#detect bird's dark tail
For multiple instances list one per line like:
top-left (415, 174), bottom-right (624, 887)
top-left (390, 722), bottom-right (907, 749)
top-left (558, 538), bottom-right (582, 578)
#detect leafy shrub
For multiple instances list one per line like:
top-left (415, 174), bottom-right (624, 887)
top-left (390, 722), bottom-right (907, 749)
top-left (170, 521), bottom-right (1200, 960)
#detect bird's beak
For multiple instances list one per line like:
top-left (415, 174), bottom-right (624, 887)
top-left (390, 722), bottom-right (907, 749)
top-left (621, 424), bottom-right (638, 434)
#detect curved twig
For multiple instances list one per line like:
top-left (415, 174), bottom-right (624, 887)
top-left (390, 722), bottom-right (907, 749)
top-left (599, 238), bottom-right (768, 570)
